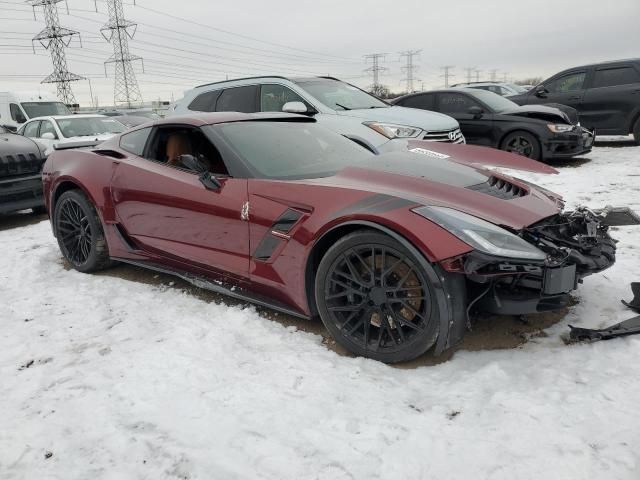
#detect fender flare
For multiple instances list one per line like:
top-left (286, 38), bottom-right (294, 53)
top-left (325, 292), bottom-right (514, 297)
top-left (311, 220), bottom-right (465, 355)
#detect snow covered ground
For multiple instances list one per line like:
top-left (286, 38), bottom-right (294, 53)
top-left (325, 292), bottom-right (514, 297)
top-left (1, 141), bottom-right (639, 480)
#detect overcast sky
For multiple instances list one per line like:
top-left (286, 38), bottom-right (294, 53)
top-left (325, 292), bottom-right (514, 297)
top-left (1, 0), bottom-right (638, 106)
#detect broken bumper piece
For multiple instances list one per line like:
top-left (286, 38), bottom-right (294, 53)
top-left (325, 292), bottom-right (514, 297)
top-left (568, 315), bottom-right (640, 343)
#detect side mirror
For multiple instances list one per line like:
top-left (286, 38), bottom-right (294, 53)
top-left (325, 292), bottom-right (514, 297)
top-left (468, 106), bottom-right (483, 118)
top-left (282, 101), bottom-right (307, 114)
top-left (179, 154), bottom-right (207, 174)
top-left (41, 132), bottom-right (56, 140)
top-left (535, 87), bottom-right (548, 98)
top-left (2, 124), bottom-right (17, 132)
top-left (178, 154), bottom-right (222, 191)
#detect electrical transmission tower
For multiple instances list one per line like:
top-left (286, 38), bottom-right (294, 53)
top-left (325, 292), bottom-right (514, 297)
top-left (364, 53), bottom-right (388, 97)
top-left (27, 0), bottom-right (83, 106)
top-left (464, 67), bottom-right (475, 84)
top-left (400, 49), bottom-right (421, 92)
top-left (489, 69), bottom-right (498, 82)
top-left (475, 69), bottom-right (482, 82)
top-left (100, 0), bottom-right (143, 107)
top-left (440, 65), bottom-right (455, 87)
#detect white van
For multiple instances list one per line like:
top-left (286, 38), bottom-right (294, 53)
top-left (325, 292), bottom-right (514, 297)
top-left (0, 91), bottom-right (71, 131)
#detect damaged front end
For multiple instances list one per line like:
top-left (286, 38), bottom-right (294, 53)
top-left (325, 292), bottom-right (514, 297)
top-left (453, 207), bottom-right (638, 316)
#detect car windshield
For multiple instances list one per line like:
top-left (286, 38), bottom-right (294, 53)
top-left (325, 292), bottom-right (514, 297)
top-left (296, 79), bottom-right (388, 111)
top-left (212, 121), bottom-right (373, 179)
top-left (469, 89), bottom-right (519, 112)
top-left (56, 117), bottom-right (126, 138)
top-left (20, 101), bottom-right (71, 117)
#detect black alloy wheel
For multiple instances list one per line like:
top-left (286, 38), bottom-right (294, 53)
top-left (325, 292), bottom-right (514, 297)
top-left (501, 131), bottom-right (541, 160)
top-left (315, 230), bottom-right (440, 363)
top-left (54, 189), bottom-right (113, 272)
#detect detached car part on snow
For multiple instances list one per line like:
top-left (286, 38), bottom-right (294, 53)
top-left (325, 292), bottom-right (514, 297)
top-left (42, 113), bottom-right (639, 363)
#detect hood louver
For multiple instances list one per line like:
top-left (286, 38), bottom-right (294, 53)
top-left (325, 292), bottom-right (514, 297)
top-left (467, 176), bottom-right (527, 200)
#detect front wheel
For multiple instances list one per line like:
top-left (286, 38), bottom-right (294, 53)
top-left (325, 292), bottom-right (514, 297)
top-left (53, 189), bottom-right (113, 273)
top-left (315, 230), bottom-right (441, 363)
top-left (501, 131), bottom-right (541, 160)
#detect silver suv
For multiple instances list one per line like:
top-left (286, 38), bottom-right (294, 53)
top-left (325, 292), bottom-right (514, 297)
top-left (170, 76), bottom-right (464, 150)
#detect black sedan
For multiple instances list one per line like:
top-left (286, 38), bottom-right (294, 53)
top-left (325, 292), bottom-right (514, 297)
top-left (392, 88), bottom-right (593, 161)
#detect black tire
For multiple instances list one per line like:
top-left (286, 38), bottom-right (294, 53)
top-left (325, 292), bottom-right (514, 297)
top-left (501, 131), bottom-right (541, 160)
top-left (53, 189), bottom-right (113, 273)
top-left (633, 118), bottom-right (640, 146)
top-left (315, 230), bottom-right (440, 363)
top-left (31, 206), bottom-right (47, 215)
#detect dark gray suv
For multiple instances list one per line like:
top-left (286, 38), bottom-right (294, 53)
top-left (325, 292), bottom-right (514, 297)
top-left (508, 59), bottom-right (640, 144)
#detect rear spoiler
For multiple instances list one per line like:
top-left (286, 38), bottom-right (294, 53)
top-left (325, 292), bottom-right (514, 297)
top-left (53, 140), bottom-right (103, 151)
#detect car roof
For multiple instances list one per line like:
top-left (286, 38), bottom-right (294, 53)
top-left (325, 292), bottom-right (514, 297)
top-left (451, 82), bottom-right (511, 87)
top-left (567, 57), bottom-right (640, 70)
top-left (149, 111), bottom-right (315, 126)
top-left (194, 75), bottom-right (340, 89)
top-left (393, 87), bottom-right (479, 101)
top-left (26, 114), bottom-right (108, 121)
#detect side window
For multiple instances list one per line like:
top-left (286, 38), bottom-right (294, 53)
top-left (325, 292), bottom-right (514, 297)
top-left (39, 120), bottom-right (58, 139)
top-left (546, 72), bottom-right (586, 93)
top-left (215, 85), bottom-right (258, 113)
top-left (145, 126), bottom-right (229, 175)
top-left (438, 93), bottom-right (480, 113)
top-left (10, 104), bottom-right (27, 123)
top-left (398, 94), bottom-right (435, 110)
top-left (260, 84), bottom-right (305, 112)
top-left (120, 127), bottom-right (152, 156)
top-left (187, 90), bottom-right (222, 112)
top-left (592, 67), bottom-right (640, 88)
top-left (23, 121), bottom-right (40, 138)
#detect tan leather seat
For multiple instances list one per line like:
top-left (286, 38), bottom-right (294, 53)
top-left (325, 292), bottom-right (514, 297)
top-left (166, 132), bottom-right (193, 166)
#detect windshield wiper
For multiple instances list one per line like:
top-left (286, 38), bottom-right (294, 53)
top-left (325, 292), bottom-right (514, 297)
top-left (335, 103), bottom-right (351, 111)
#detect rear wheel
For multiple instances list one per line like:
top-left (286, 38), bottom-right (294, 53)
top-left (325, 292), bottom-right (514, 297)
top-left (53, 190), bottom-right (113, 273)
top-left (501, 131), bottom-right (541, 160)
top-left (315, 230), bottom-right (440, 363)
top-left (633, 118), bottom-right (640, 146)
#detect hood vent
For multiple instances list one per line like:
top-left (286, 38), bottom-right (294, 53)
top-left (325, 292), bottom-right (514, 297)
top-left (467, 176), bottom-right (527, 199)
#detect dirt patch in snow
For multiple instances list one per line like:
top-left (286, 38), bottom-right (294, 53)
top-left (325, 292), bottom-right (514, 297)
top-left (99, 262), bottom-right (569, 367)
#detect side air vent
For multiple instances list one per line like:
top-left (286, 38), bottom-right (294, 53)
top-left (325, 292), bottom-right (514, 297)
top-left (93, 149), bottom-right (126, 159)
top-left (467, 176), bottom-right (527, 199)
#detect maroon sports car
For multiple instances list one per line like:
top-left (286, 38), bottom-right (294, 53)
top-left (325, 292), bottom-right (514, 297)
top-left (43, 112), bottom-right (620, 362)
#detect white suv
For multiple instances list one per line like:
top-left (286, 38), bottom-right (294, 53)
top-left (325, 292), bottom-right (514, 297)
top-left (170, 76), bottom-right (464, 150)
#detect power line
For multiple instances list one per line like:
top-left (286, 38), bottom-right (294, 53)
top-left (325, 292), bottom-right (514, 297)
top-left (100, 0), bottom-right (143, 107)
top-left (27, 0), bottom-right (83, 105)
top-left (400, 49), bottom-right (420, 92)
top-left (440, 65), bottom-right (455, 88)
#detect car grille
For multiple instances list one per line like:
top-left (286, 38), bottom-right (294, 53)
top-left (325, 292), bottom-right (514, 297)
top-left (467, 176), bottom-right (527, 199)
top-left (422, 128), bottom-right (464, 143)
top-left (0, 152), bottom-right (43, 179)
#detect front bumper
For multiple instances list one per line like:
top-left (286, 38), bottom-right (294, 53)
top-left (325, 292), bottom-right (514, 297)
top-left (0, 174), bottom-right (44, 214)
top-left (543, 127), bottom-right (594, 159)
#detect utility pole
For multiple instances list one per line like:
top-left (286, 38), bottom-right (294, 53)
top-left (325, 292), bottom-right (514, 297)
top-left (475, 69), bottom-right (482, 82)
top-left (400, 49), bottom-right (421, 93)
top-left (440, 65), bottom-right (455, 88)
top-left (490, 69), bottom-right (498, 82)
top-left (364, 53), bottom-right (388, 97)
top-left (27, 0), bottom-right (83, 106)
top-left (100, 0), bottom-right (143, 108)
top-left (464, 67), bottom-right (475, 84)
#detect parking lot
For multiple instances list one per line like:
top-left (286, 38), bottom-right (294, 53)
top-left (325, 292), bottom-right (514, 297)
top-left (1, 139), bottom-right (639, 479)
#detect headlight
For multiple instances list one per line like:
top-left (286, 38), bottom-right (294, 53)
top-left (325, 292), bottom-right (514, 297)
top-left (364, 122), bottom-right (423, 139)
top-left (547, 124), bottom-right (574, 133)
top-left (412, 206), bottom-right (547, 261)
